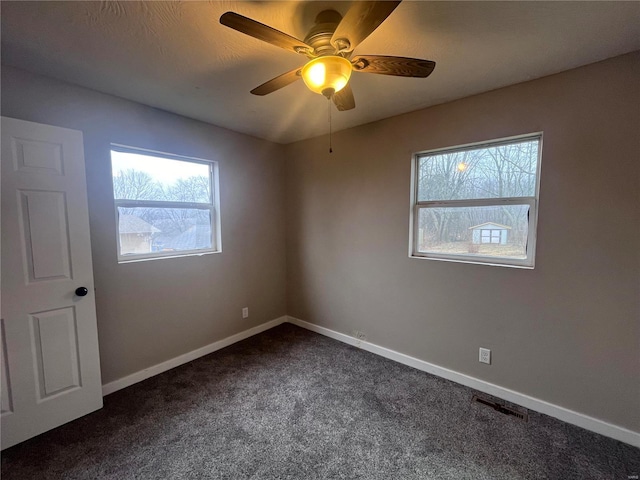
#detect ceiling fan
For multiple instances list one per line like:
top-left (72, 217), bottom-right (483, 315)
top-left (219, 1), bottom-right (436, 111)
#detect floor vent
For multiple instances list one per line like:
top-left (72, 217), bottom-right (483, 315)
top-left (472, 395), bottom-right (529, 422)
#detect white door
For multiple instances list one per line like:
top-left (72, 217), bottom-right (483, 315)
top-left (1, 117), bottom-right (102, 449)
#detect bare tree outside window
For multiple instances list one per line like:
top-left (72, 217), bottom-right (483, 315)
top-left (110, 146), bottom-right (220, 261)
top-left (113, 169), bottom-right (162, 201)
top-left (411, 135), bottom-right (542, 268)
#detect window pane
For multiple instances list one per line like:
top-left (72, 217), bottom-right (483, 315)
top-left (417, 139), bottom-right (539, 201)
top-left (416, 205), bottom-right (530, 259)
top-left (111, 150), bottom-right (211, 202)
top-left (118, 207), bottom-right (212, 256)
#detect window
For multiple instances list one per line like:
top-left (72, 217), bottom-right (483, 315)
top-left (110, 144), bottom-right (221, 262)
top-left (410, 134), bottom-right (542, 268)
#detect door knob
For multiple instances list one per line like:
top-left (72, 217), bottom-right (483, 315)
top-left (75, 287), bottom-right (89, 297)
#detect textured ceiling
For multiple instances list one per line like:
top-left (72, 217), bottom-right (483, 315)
top-left (2, 1), bottom-right (639, 144)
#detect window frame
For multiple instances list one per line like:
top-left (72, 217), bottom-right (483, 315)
top-left (110, 144), bottom-right (222, 263)
top-left (409, 133), bottom-right (543, 268)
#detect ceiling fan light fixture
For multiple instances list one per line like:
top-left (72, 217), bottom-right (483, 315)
top-left (301, 56), bottom-right (352, 97)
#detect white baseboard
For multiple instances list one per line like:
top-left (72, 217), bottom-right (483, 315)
top-left (101, 316), bottom-right (287, 396)
top-left (286, 316), bottom-right (640, 448)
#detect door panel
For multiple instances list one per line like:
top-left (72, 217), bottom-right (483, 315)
top-left (19, 190), bottom-right (72, 282)
top-left (12, 137), bottom-right (64, 175)
top-left (1, 117), bottom-right (102, 449)
top-left (31, 307), bottom-right (81, 399)
top-left (1, 320), bottom-right (14, 416)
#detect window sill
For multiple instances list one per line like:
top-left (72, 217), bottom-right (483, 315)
top-left (118, 249), bottom-right (221, 264)
top-left (409, 252), bottom-right (534, 269)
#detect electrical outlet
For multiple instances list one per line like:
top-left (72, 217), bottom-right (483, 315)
top-left (242, 307), bottom-right (249, 319)
top-left (479, 347), bottom-right (491, 365)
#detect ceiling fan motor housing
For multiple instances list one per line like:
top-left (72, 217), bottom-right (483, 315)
top-left (304, 10), bottom-right (346, 58)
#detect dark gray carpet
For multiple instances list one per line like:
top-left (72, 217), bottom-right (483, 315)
top-left (2, 323), bottom-right (638, 479)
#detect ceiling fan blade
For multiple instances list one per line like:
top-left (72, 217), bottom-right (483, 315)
top-left (330, 1), bottom-right (402, 53)
top-left (351, 55), bottom-right (436, 77)
top-left (250, 68), bottom-right (302, 96)
top-left (333, 84), bottom-right (355, 111)
top-left (220, 12), bottom-right (314, 56)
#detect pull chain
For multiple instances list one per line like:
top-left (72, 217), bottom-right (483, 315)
top-left (328, 97), bottom-right (333, 154)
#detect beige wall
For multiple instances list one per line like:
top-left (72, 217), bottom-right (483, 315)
top-left (1, 66), bottom-right (288, 385)
top-left (284, 52), bottom-right (640, 431)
